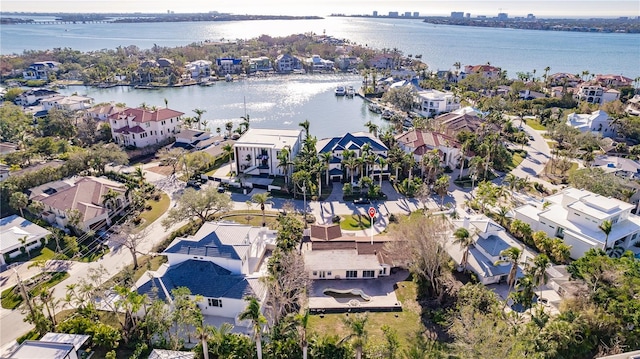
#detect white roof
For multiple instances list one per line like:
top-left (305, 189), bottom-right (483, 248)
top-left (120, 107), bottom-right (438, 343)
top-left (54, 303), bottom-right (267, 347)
top-left (8, 341), bottom-right (74, 359)
top-left (148, 349), bottom-right (195, 359)
top-left (304, 249), bottom-right (381, 271)
top-left (39, 333), bottom-right (90, 351)
top-left (234, 128), bottom-right (302, 150)
top-left (0, 215), bottom-right (52, 253)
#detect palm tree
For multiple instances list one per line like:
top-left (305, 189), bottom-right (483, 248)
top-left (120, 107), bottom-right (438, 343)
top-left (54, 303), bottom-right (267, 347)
top-left (19, 236), bottom-right (31, 258)
top-left (434, 175), bottom-right (450, 208)
top-left (364, 121), bottom-right (378, 137)
top-left (195, 323), bottom-right (214, 359)
top-left (299, 119), bottom-right (311, 140)
top-left (278, 147), bottom-right (291, 187)
top-left (240, 114), bottom-right (250, 134)
top-left (296, 310), bottom-right (310, 359)
top-left (239, 296), bottom-right (266, 359)
top-left (503, 173), bottom-right (518, 191)
top-left (102, 189), bottom-right (120, 213)
top-left (225, 121), bottom-right (234, 137)
top-left (251, 192), bottom-right (272, 227)
top-left (222, 143), bottom-right (234, 173)
top-left (193, 108), bottom-right (207, 130)
top-left (377, 157), bottom-right (388, 187)
top-left (133, 166), bottom-right (145, 185)
top-left (164, 98), bottom-right (168, 108)
top-left (453, 227), bottom-right (473, 271)
top-left (320, 152), bottom-right (332, 186)
top-left (495, 246), bottom-right (522, 294)
top-left (599, 219), bottom-right (612, 251)
top-left (531, 254), bottom-right (551, 299)
top-left (341, 313), bottom-right (368, 359)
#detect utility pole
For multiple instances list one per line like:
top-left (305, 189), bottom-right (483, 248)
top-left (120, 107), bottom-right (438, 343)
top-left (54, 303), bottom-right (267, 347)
top-left (14, 269), bottom-right (35, 318)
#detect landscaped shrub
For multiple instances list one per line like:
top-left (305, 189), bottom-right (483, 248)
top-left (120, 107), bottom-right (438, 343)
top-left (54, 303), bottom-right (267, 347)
top-left (332, 215), bottom-right (341, 223)
top-left (389, 213), bottom-right (398, 223)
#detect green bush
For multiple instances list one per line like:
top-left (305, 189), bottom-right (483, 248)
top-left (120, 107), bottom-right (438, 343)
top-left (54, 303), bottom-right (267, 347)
top-left (332, 215), bottom-right (341, 223)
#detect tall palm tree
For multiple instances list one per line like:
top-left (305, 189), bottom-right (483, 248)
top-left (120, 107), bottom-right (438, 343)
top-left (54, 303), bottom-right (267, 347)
top-left (277, 147), bottom-right (291, 187)
top-left (225, 121), bottom-right (234, 137)
top-left (19, 236), bottom-right (31, 258)
top-left (222, 143), bottom-right (234, 173)
top-left (599, 219), bottom-right (612, 251)
top-left (193, 108), bottom-right (206, 130)
top-left (320, 152), bottom-right (332, 186)
top-left (495, 246), bottom-right (522, 294)
top-left (240, 114), bottom-right (250, 134)
top-left (377, 157), bottom-right (388, 187)
top-left (453, 227), bottom-right (473, 271)
top-left (195, 323), bottom-right (214, 359)
top-left (251, 192), bottom-right (272, 227)
top-left (341, 313), bottom-right (368, 359)
top-left (531, 254), bottom-right (551, 299)
top-left (299, 119), bottom-right (311, 140)
top-left (239, 296), bottom-right (266, 359)
top-left (296, 310), bottom-right (310, 359)
top-left (133, 166), bottom-right (145, 185)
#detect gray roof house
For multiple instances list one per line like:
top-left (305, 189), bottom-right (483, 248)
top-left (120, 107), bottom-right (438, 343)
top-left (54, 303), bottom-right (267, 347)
top-left (316, 132), bottom-right (389, 182)
top-left (0, 215), bottom-right (52, 268)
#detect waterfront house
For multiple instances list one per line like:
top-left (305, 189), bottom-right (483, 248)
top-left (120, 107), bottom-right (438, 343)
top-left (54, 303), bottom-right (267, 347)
top-left (41, 94), bottom-right (93, 112)
top-left (14, 88), bottom-right (58, 106)
top-left (414, 89), bottom-right (461, 117)
top-left (29, 176), bottom-right (129, 233)
top-left (185, 60), bottom-right (213, 80)
top-left (274, 54), bottom-right (303, 73)
top-left (6, 333), bottom-right (90, 359)
top-left (625, 94), bottom-right (640, 116)
top-left (449, 216), bottom-right (524, 285)
top-left (566, 110), bottom-right (616, 138)
top-left (395, 129), bottom-right (462, 169)
top-left (335, 55), bottom-right (360, 71)
top-left (86, 102), bottom-right (126, 121)
top-left (136, 222), bottom-right (273, 323)
top-left (233, 128), bottom-right (303, 176)
top-left (303, 224), bottom-right (399, 280)
top-left (22, 61), bottom-right (60, 81)
top-left (0, 215), bottom-right (52, 267)
top-left (216, 58), bottom-right (243, 75)
top-left (513, 187), bottom-right (640, 259)
top-left (548, 72), bottom-right (581, 87)
top-left (157, 57), bottom-right (174, 74)
top-left (574, 83), bottom-right (620, 104)
top-left (464, 64), bottom-right (502, 80)
top-left (174, 129), bottom-right (213, 150)
top-left (305, 55), bottom-right (334, 72)
top-left (109, 107), bottom-right (184, 148)
top-left (368, 54), bottom-right (396, 70)
top-left (316, 132), bottom-right (389, 182)
top-left (594, 74), bottom-right (633, 88)
top-left (248, 56), bottom-right (273, 73)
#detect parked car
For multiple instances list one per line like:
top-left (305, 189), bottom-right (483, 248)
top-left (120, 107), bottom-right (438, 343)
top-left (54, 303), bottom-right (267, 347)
top-left (186, 180), bottom-right (201, 189)
top-left (353, 197), bottom-right (371, 205)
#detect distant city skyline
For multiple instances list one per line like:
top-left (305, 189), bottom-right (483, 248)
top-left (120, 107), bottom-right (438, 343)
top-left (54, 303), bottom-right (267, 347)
top-left (2, 0), bottom-right (639, 18)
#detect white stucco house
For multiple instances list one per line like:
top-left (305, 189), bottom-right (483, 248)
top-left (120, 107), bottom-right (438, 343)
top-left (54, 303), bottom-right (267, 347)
top-left (14, 88), bottom-right (58, 106)
top-left (41, 95), bottom-right (94, 112)
top-left (0, 215), bottom-right (52, 267)
top-left (233, 128), bottom-right (304, 176)
top-left (29, 176), bottom-right (129, 233)
top-left (275, 54), bottom-right (303, 73)
top-left (109, 107), bottom-right (184, 148)
top-left (574, 83), bottom-right (620, 104)
top-left (566, 110), bottom-right (616, 138)
top-left (449, 216), bottom-right (524, 285)
top-left (22, 61), bottom-right (60, 80)
top-left (514, 188), bottom-right (640, 259)
top-left (305, 55), bottom-right (334, 71)
top-left (414, 89), bottom-right (461, 117)
top-left (185, 60), bottom-right (212, 80)
top-left (86, 102), bottom-right (126, 121)
top-left (136, 222), bottom-right (275, 325)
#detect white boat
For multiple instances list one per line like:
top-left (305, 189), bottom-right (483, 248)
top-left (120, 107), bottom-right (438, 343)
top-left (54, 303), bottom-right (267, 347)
top-left (346, 86), bottom-right (355, 97)
top-left (368, 102), bottom-right (382, 114)
top-left (335, 86), bottom-right (346, 96)
top-left (225, 74), bottom-right (233, 82)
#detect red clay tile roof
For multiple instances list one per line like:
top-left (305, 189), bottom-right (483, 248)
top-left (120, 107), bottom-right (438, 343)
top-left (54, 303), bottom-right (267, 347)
top-left (110, 107), bottom-right (184, 123)
top-left (396, 129), bottom-right (460, 155)
top-left (310, 224), bottom-right (343, 240)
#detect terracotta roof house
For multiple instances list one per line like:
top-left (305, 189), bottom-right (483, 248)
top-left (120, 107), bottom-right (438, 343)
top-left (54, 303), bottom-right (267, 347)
top-left (109, 107), bottom-right (184, 148)
top-left (29, 176), bottom-right (129, 232)
top-left (594, 74), bottom-right (633, 88)
top-left (395, 129), bottom-right (462, 168)
top-left (431, 112), bottom-right (496, 138)
top-left (87, 102), bottom-right (126, 121)
top-left (464, 64), bottom-right (502, 79)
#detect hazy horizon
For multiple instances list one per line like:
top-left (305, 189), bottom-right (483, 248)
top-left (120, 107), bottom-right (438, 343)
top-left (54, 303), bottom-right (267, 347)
top-left (2, 0), bottom-right (639, 18)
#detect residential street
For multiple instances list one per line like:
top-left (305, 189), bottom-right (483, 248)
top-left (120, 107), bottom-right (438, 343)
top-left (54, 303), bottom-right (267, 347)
top-left (0, 129), bottom-right (556, 351)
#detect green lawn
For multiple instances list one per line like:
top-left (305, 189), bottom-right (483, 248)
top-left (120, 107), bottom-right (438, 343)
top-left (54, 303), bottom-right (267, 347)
top-left (217, 211), bottom-right (281, 228)
top-left (308, 277), bottom-right (424, 348)
top-left (31, 247), bottom-right (67, 262)
top-left (138, 193), bottom-right (171, 229)
top-left (507, 153), bottom-right (525, 171)
top-left (339, 214), bottom-right (374, 230)
top-left (1, 272), bottom-right (70, 309)
top-left (525, 119), bottom-right (546, 130)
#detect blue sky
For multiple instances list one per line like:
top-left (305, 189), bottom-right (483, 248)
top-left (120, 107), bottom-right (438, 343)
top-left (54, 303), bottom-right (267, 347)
top-left (2, 0), bottom-right (638, 17)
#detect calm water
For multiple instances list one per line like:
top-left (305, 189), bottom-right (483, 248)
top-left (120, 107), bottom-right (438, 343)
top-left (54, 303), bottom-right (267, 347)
top-left (2, 17), bottom-right (639, 77)
top-left (59, 74), bottom-right (386, 140)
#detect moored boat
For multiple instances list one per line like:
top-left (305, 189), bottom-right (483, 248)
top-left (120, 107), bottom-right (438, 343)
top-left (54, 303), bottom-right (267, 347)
top-left (335, 86), bottom-right (346, 96)
top-left (368, 102), bottom-right (382, 114)
top-left (346, 86), bottom-right (355, 97)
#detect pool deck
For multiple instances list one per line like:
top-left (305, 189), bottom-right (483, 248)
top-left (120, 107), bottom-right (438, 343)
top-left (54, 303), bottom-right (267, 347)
top-left (308, 269), bottom-right (408, 313)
